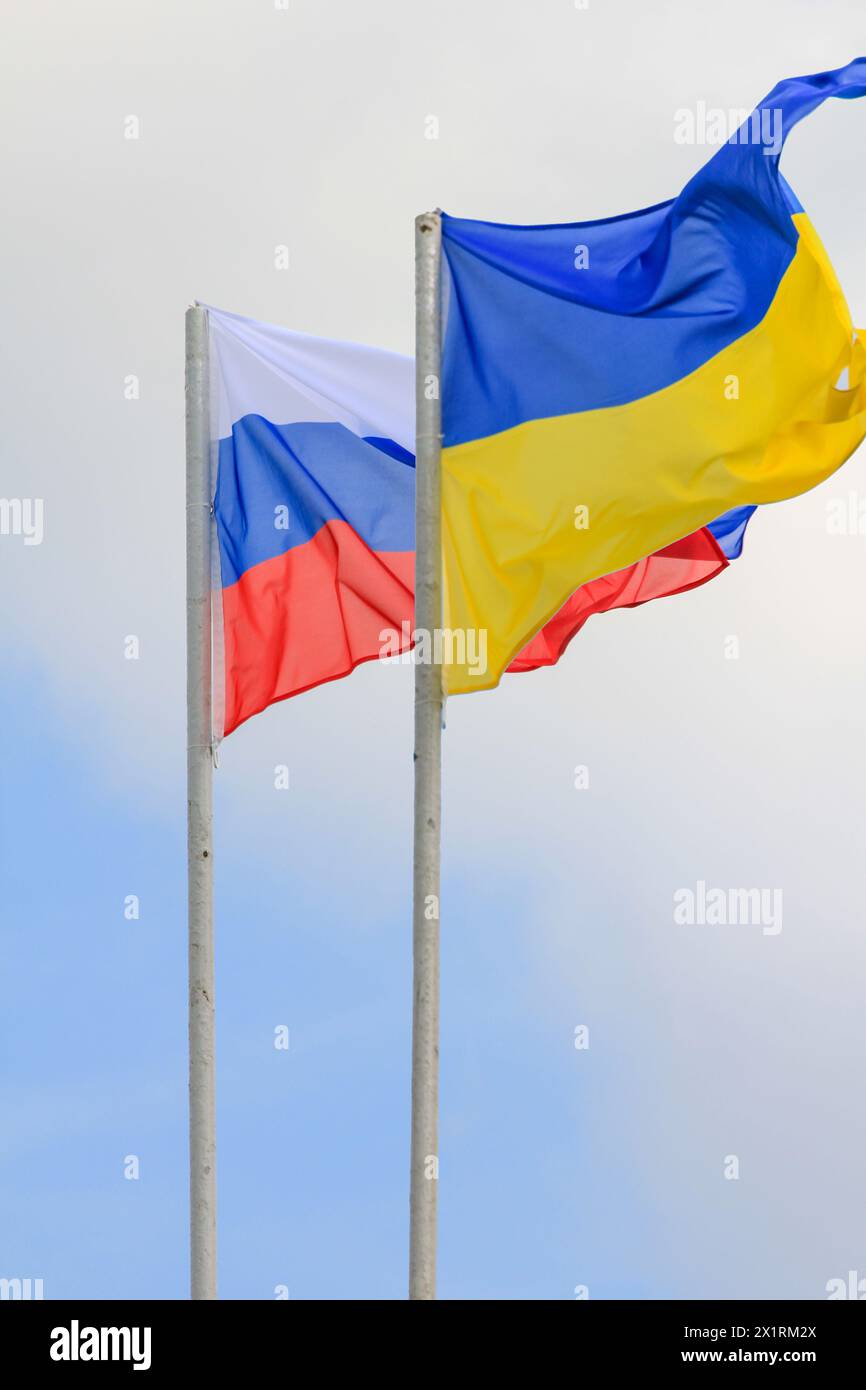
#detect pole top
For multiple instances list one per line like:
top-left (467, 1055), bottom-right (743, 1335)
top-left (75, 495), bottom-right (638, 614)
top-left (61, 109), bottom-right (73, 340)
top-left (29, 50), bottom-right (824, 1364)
top-left (415, 211), bottom-right (441, 235)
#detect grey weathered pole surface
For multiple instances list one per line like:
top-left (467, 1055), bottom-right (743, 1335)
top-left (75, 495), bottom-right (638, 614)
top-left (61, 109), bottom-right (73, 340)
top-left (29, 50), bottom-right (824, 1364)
top-left (185, 304), bottom-right (217, 1300)
top-left (409, 212), bottom-right (443, 1300)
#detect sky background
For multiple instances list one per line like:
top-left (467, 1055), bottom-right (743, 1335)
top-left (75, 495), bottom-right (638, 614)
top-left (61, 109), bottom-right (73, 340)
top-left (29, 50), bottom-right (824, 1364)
top-left (2, 0), bottom-right (866, 1300)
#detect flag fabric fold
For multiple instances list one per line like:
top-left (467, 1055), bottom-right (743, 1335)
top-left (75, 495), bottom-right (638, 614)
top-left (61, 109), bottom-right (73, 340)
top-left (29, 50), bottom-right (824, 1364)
top-left (507, 528), bottom-right (727, 673)
top-left (439, 58), bottom-right (866, 694)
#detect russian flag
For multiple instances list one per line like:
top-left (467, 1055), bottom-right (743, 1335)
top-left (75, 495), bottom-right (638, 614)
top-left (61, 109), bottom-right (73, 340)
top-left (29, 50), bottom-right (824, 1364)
top-left (208, 306), bottom-right (745, 738)
top-left (210, 307), bottom-right (416, 736)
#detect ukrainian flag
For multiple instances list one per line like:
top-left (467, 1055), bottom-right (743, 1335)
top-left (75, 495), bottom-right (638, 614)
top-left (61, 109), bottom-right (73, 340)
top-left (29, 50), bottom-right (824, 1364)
top-left (440, 59), bottom-right (866, 694)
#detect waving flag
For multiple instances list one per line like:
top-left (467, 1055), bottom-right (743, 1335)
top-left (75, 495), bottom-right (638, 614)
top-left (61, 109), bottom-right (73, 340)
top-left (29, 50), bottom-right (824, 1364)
top-left (209, 310), bottom-right (743, 735)
top-left (440, 59), bottom-right (866, 693)
top-left (209, 311), bottom-right (416, 736)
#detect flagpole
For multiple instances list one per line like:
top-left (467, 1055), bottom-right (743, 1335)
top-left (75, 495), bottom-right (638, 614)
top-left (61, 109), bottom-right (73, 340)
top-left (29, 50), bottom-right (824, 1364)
top-left (410, 212), bottom-right (443, 1300)
top-left (185, 304), bottom-right (218, 1300)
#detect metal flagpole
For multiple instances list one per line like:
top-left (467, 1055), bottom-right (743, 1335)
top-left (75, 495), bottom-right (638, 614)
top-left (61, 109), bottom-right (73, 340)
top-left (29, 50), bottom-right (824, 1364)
top-left (409, 212), bottom-right (443, 1300)
top-left (185, 304), bottom-right (218, 1300)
